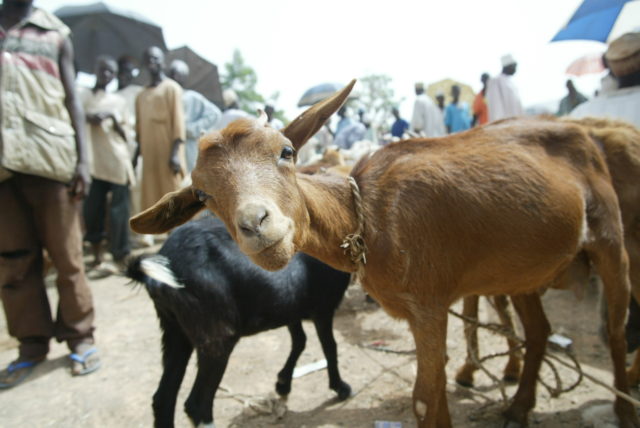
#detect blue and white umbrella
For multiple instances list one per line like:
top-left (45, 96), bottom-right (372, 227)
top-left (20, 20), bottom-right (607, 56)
top-left (552, 0), bottom-right (640, 43)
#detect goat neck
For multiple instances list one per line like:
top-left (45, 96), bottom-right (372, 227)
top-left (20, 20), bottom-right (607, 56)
top-left (295, 173), bottom-right (361, 273)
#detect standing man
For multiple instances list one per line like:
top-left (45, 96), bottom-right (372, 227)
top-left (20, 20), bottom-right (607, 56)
top-left (571, 32), bottom-right (640, 127)
top-left (472, 72), bottom-right (490, 126)
top-left (556, 79), bottom-right (588, 116)
top-left (0, 0), bottom-right (99, 387)
top-left (334, 105), bottom-right (354, 136)
top-left (444, 85), bottom-right (472, 134)
top-left (390, 107), bottom-right (409, 139)
top-left (135, 46), bottom-right (186, 214)
top-left (485, 54), bottom-right (524, 122)
top-left (167, 59), bottom-right (221, 174)
top-left (435, 92), bottom-right (446, 112)
top-left (81, 56), bottom-right (133, 272)
top-left (264, 104), bottom-right (284, 130)
top-left (217, 89), bottom-right (250, 129)
top-left (411, 82), bottom-right (445, 137)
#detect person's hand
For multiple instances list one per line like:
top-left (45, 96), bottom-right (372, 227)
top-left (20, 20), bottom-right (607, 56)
top-left (69, 162), bottom-right (91, 200)
top-left (169, 155), bottom-right (182, 175)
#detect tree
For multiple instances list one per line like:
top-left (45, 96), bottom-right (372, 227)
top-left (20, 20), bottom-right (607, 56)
top-left (220, 49), bottom-right (264, 114)
top-left (355, 74), bottom-right (402, 139)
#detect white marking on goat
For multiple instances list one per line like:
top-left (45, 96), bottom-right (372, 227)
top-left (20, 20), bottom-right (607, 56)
top-left (415, 400), bottom-right (427, 419)
top-left (578, 210), bottom-right (590, 247)
top-left (141, 255), bottom-right (184, 289)
top-left (197, 423), bottom-right (215, 428)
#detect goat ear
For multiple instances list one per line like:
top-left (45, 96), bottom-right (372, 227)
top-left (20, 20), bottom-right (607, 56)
top-left (283, 79), bottom-right (356, 152)
top-left (129, 187), bottom-right (204, 234)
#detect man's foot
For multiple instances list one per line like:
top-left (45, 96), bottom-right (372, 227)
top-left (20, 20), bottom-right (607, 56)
top-left (0, 357), bottom-right (45, 389)
top-left (70, 344), bottom-right (100, 376)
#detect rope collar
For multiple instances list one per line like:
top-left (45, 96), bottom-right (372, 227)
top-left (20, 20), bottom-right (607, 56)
top-left (341, 176), bottom-right (367, 278)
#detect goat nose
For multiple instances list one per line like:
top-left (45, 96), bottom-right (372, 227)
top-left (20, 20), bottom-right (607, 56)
top-left (238, 206), bottom-right (269, 237)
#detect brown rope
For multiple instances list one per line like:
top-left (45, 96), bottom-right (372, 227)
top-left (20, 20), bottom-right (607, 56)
top-left (448, 308), bottom-right (640, 407)
top-left (341, 176), bottom-right (367, 280)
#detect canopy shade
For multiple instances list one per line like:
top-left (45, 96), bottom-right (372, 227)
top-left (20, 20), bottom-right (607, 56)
top-left (55, 2), bottom-right (167, 73)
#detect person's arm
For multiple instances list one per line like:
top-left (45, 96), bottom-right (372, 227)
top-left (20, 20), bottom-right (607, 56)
top-left (59, 37), bottom-right (90, 199)
top-left (110, 114), bottom-right (127, 142)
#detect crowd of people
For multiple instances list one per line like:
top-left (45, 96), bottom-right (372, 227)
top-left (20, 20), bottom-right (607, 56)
top-left (0, 0), bottom-right (638, 394)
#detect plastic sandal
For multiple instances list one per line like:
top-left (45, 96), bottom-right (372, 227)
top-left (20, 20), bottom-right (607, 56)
top-left (0, 360), bottom-right (39, 389)
top-left (70, 347), bottom-right (101, 376)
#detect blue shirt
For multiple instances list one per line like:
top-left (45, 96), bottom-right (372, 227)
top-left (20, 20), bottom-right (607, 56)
top-left (391, 118), bottom-right (409, 138)
top-left (444, 102), bottom-right (471, 133)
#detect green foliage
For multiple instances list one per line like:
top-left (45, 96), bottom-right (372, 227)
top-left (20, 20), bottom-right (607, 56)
top-left (356, 74), bottom-right (403, 137)
top-left (221, 49), bottom-right (264, 114)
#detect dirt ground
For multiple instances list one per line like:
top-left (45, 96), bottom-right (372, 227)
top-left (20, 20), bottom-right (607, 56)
top-left (1, 246), bottom-right (638, 428)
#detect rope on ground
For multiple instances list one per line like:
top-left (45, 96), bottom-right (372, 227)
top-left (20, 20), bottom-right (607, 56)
top-left (448, 308), bottom-right (640, 407)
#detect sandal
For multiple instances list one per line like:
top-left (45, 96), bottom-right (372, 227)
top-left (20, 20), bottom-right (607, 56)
top-left (70, 347), bottom-right (101, 376)
top-left (0, 359), bottom-right (41, 389)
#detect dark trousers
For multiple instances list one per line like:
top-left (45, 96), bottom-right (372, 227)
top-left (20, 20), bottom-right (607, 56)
top-left (83, 178), bottom-right (130, 261)
top-left (0, 174), bottom-right (95, 359)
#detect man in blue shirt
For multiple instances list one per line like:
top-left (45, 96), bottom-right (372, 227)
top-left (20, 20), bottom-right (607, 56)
top-left (390, 107), bottom-right (409, 139)
top-left (444, 85), bottom-right (471, 134)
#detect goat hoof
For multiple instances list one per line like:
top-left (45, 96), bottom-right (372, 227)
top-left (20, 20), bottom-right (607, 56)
top-left (275, 380), bottom-right (291, 397)
top-left (502, 407), bottom-right (529, 428)
top-left (332, 381), bottom-right (351, 400)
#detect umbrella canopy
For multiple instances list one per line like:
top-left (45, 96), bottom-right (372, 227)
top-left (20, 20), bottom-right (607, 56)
top-left (551, 0), bottom-right (640, 43)
top-left (425, 78), bottom-right (475, 107)
top-left (298, 82), bottom-right (358, 107)
top-left (566, 51), bottom-right (607, 75)
top-left (55, 2), bottom-right (167, 73)
top-left (165, 46), bottom-right (224, 109)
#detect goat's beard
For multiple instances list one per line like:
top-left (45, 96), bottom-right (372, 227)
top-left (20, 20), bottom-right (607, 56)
top-left (249, 237), bottom-right (296, 271)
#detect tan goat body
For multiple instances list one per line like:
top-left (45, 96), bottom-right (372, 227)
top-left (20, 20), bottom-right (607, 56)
top-left (131, 81), bottom-right (639, 428)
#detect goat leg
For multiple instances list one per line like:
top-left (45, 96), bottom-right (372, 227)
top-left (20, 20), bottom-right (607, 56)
top-left (184, 344), bottom-right (235, 428)
top-left (152, 314), bottom-right (193, 428)
top-left (455, 295), bottom-right (480, 387)
top-left (493, 295), bottom-right (522, 383)
top-left (275, 322), bottom-right (307, 397)
top-left (410, 310), bottom-right (451, 428)
top-left (503, 293), bottom-right (550, 427)
top-left (313, 313), bottom-right (351, 400)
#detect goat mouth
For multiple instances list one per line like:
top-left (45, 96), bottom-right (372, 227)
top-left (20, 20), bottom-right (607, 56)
top-left (250, 233), bottom-right (295, 271)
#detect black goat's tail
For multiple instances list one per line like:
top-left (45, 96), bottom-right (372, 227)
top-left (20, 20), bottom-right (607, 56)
top-left (126, 254), bottom-right (185, 291)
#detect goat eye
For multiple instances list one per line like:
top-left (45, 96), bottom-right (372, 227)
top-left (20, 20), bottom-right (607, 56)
top-left (280, 146), bottom-right (295, 160)
top-left (194, 189), bottom-right (211, 202)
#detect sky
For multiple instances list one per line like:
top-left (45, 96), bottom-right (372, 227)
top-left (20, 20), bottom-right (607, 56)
top-left (41, 0), bottom-right (612, 120)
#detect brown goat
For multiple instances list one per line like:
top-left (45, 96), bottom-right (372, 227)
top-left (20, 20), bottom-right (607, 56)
top-left (456, 116), bottom-right (640, 390)
top-left (130, 81), bottom-right (639, 428)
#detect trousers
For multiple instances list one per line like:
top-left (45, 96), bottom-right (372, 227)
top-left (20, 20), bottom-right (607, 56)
top-left (83, 177), bottom-right (130, 260)
top-left (0, 173), bottom-right (95, 359)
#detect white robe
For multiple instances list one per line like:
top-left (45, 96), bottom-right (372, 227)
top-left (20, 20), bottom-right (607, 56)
top-left (486, 73), bottom-right (524, 122)
top-left (411, 94), bottom-right (445, 137)
top-left (570, 86), bottom-right (640, 128)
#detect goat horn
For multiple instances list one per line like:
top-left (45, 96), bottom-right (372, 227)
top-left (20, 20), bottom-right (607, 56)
top-left (256, 109), bottom-right (269, 127)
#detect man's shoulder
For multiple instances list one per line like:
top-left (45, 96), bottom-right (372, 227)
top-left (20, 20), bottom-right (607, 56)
top-left (161, 78), bottom-right (183, 93)
top-left (29, 8), bottom-right (71, 37)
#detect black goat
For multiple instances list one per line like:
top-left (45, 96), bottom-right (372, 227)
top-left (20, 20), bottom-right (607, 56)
top-left (127, 215), bottom-right (352, 428)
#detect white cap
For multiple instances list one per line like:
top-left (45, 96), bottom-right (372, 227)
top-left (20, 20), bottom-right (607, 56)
top-left (501, 54), bottom-right (516, 67)
top-left (223, 89), bottom-right (238, 107)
